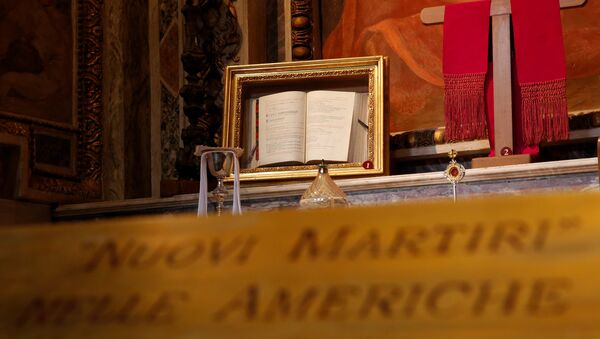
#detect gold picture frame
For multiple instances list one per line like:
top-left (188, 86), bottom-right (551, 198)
top-left (222, 55), bottom-right (387, 181)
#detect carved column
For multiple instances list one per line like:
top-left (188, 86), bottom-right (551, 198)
top-left (177, 0), bottom-right (241, 180)
top-left (103, 0), bottom-right (152, 199)
top-left (290, 0), bottom-right (321, 60)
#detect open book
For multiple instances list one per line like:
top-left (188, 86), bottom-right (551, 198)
top-left (244, 90), bottom-right (369, 168)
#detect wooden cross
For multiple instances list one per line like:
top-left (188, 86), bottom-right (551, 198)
top-left (421, 0), bottom-right (585, 167)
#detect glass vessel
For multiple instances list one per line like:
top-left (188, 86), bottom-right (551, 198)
top-left (299, 163), bottom-right (349, 208)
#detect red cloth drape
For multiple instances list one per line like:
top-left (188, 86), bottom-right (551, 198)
top-left (511, 0), bottom-right (569, 145)
top-left (444, 0), bottom-right (569, 152)
top-left (443, 0), bottom-right (491, 141)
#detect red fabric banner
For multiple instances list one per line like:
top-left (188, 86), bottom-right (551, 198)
top-left (443, 0), bottom-right (491, 141)
top-left (444, 0), bottom-right (569, 150)
top-left (511, 0), bottom-right (569, 145)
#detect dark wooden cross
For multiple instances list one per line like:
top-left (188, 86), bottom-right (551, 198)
top-left (421, 0), bottom-right (585, 167)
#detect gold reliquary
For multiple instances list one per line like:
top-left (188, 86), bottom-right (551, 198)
top-left (222, 56), bottom-right (388, 181)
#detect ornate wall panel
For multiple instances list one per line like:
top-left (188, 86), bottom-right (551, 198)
top-left (0, 0), bottom-right (103, 202)
top-left (159, 0), bottom-right (182, 181)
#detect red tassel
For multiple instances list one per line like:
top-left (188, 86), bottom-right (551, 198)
top-left (444, 73), bottom-right (488, 141)
top-left (520, 79), bottom-right (569, 145)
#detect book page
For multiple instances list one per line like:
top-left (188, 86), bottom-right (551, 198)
top-left (243, 98), bottom-right (259, 169)
top-left (348, 93), bottom-right (369, 163)
top-left (305, 91), bottom-right (356, 162)
top-left (258, 91), bottom-right (306, 166)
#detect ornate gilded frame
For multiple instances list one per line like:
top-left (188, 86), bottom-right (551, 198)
top-left (222, 56), bottom-right (387, 181)
top-left (0, 0), bottom-right (103, 202)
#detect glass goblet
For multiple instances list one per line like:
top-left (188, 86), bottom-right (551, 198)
top-left (206, 151), bottom-right (236, 216)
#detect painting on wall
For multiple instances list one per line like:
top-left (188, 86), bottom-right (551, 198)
top-left (0, 0), bottom-right (74, 125)
top-left (0, 0), bottom-right (103, 202)
top-left (320, 0), bottom-right (600, 134)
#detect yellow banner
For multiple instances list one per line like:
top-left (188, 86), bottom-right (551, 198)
top-left (2, 192), bottom-right (600, 338)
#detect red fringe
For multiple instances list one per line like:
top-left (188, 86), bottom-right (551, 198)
top-left (444, 73), bottom-right (488, 141)
top-left (520, 79), bottom-right (569, 145)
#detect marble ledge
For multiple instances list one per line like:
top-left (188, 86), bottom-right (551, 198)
top-left (54, 158), bottom-right (600, 220)
top-left (244, 157), bottom-right (599, 199)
